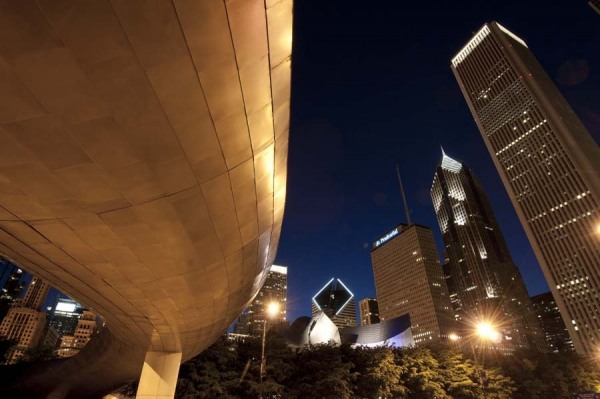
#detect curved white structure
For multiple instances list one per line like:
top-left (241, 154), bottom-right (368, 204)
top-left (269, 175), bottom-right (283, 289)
top-left (302, 312), bottom-right (342, 346)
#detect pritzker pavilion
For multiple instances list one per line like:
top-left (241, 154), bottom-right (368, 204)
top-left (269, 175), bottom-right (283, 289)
top-left (0, 0), bottom-right (292, 397)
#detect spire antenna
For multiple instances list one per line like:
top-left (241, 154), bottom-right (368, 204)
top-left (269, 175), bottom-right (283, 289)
top-left (396, 164), bottom-right (412, 225)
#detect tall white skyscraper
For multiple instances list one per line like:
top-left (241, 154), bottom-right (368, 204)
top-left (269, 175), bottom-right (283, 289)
top-left (451, 22), bottom-right (600, 354)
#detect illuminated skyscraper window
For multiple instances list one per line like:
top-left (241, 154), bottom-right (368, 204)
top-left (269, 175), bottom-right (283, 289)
top-left (452, 22), bottom-right (600, 355)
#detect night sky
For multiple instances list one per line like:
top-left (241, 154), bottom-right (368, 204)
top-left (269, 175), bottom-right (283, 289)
top-left (276, 0), bottom-right (600, 322)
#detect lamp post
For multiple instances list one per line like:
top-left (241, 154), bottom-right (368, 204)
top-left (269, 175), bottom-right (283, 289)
top-left (472, 322), bottom-right (500, 399)
top-left (259, 301), bottom-right (280, 399)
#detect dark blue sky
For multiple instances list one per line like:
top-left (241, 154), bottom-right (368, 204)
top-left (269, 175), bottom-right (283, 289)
top-left (276, 0), bottom-right (600, 322)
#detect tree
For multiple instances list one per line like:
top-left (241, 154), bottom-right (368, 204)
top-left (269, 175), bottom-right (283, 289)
top-left (437, 350), bottom-right (480, 399)
top-left (16, 344), bottom-right (57, 363)
top-left (395, 347), bottom-right (450, 399)
top-left (480, 367), bottom-right (516, 399)
top-left (351, 345), bottom-right (407, 398)
top-left (0, 337), bottom-right (17, 363)
top-left (288, 342), bottom-right (355, 399)
top-left (496, 350), bottom-right (600, 399)
top-left (174, 333), bottom-right (599, 399)
top-left (176, 336), bottom-right (241, 398)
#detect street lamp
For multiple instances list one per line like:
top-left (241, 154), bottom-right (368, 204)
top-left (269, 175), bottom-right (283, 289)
top-left (260, 301), bottom-right (280, 399)
top-left (472, 321), bottom-right (500, 399)
top-left (476, 322), bottom-right (500, 342)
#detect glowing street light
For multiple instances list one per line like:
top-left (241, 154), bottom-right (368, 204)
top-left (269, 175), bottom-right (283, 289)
top-left (476, 322), bottom-right (501, 343)
top-left (260, 301), bottom-right (280, 399)
top-left (266, 302), bottom-right (280, 317)
top-left (472, 321), bottom-right (501, 399)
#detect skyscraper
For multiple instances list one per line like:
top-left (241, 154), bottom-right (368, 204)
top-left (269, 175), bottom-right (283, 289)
top-left (0, 258), bottom-right (24, 321)
top-left (451, 22), bottom-right (600, 354)
top-left (48, 297), bottom-right (84, 339)
top-left (531, 292), bottom-right (574, 353)
top-left (442, 262), bottom-right (461, 320)
top-left (0, 257), bottom-right (19, 289)
top-left (431, 151), bottom-right (545, 351)
top-left (371, 224), bottom-right (455, 345)
top-left (311, 278), bottom-right (357, 328)
top-left (234, 265), bottom-right (287, 336)
top-left (21, 277), bottom-right (50, 310)
top-left (359, 298), bottom-right (380, 325)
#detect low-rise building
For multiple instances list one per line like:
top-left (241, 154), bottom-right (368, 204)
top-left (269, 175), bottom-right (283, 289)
top-left (56, 310), bottom-right (97, 358)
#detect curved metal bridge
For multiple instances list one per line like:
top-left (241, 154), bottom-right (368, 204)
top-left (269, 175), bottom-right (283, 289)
top-left (0, 0), bottom-right (292, 397)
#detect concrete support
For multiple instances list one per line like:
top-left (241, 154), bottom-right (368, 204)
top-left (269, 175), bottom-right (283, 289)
top-left (135, 351), bottom-right (182, 399)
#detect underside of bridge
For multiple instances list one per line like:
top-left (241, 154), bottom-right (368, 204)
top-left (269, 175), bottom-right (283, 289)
top-left (0, 0), bottom-right (292, 397)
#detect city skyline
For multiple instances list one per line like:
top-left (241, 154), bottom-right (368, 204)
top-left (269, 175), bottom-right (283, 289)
top-left (275, 0), bottom-right (599, 324)
top-left (1, 2), bottom-right (595, 335)
top-left (0, 1), bottom-right (596, 395)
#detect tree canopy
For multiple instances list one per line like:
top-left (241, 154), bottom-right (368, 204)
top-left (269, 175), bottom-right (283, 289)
top-left (169, 329), bottom-right (600, 399)
top-left (111, 332), bottom-right (600, 399)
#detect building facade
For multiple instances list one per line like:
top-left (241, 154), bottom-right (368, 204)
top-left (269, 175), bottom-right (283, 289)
top-left (371, 224), bottom-right (455, 345)
top-left (56, 310), bottom-right (97, 358)
top-left (234, 265), bottom-right (288, 336)
top-left (340, 313), bottom-right (414, 348)
top-left (359, 298), bottom-right (380, 325)
top-left (431, 151), bottom-right (545, 351)
top-left (42, 325), bottom-right (60, 349)
top-left (442, 262), bottom-right (461, 320)
top-left (311, 278), bottom-right (357, 328)
top-left (48, 297), bottom-right (84, 339)
top-left (531, 292), bottom-right (574, 353)
top-left (451, 22), bottom-right (600, 354)
top-left (0, 258), bottom-right (24, 321)
top-left (20, 277), bottom-right (50, 310)
top-left (0, 308), bottom-right (46, 363)
top-left (0, 276), bottom-right (50, 363)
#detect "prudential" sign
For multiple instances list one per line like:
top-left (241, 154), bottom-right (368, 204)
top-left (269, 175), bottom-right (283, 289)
top-left (374, 228), bottom-right (399, 248)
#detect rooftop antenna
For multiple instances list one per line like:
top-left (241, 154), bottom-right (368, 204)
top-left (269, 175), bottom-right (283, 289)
top-left (396, 164), bottom-right (412, 225)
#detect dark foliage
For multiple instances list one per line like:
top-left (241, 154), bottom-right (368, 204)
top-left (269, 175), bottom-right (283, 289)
top-left (128, 329), bottom-right (600, 399)
top-left (0, 337), bottom-right (17, 363)
top-left (15, 345), bottom-right (57, 364)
